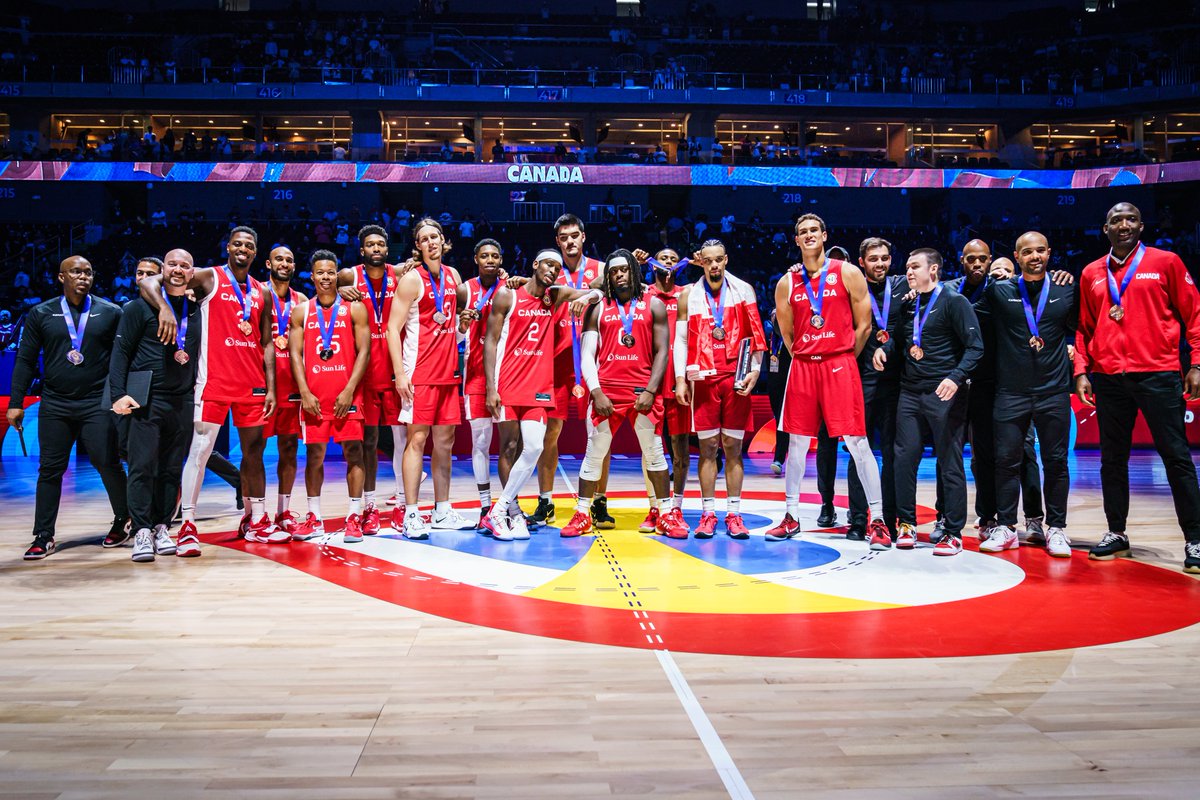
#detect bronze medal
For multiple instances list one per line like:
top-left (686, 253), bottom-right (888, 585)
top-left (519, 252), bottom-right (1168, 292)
top-left (542, 293), bottom-right (552, 307)
top-left (876, 329), bottom-right (890, 344)
top-left (1108, 305), bottom-right (1125, 321)
top-left (908, 345), bottom-right (924, 361)
top-left (572, 384), bottom-right (586, 399)
top-left (810, 314), bottom-right (825, 329)
top-left (712, 326), bottom-right (726, 341)
top-left (1029, 336), bottom-right (1044, 352)
top-left (319, 348), bottom-right (334, 361)
top-left (174, 349), bottom-right (190, 365)
top-left (621, 333), bottom-right (635, 348)
top-left (274, 334), bottom-right (287, 351)
top-left (238, 319), bottom-right (253, 335)
top-left (67, 348), bottom-right (84, 365)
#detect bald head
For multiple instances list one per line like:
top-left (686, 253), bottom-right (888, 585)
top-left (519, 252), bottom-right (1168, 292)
top-left (163, 248), bottom-right (195, 293)
top-left (59, 255), bottom-right (91, 275)
top-left (1103, 202), bottom-right (1144, 254)
top-left (267, 245), bottom-right (297, 283)
top-left (164, 248), bottom-right (194, 268)
top-left (1013, 231), bottom-right (1051, 278)
top-left (989, 257), bottom-right (1015, 280)
top-left (58, 255), bottom-right (94, 299)
top-left (960, 239), bottom-right (992, 282)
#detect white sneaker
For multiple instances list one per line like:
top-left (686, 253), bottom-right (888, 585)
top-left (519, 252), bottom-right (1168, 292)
top-left (489, 511), bottom-right (514, 541)
top-left (508, 513), bottom-right (531, 540)
top-left (131, 529), bottom-right (155, 563)
top-left (403, 511), bottom-right (430, 540)
top-left (152, 524), bottom-right (176, 556)
top-left (431, 507), bottom-right (471, 530)
top-left (1046, 527), bottom-right (1072, 558)
top-left (979, 525), bottom-right (1020, 553)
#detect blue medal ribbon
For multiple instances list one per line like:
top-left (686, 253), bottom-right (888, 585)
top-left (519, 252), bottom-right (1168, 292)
top-left (424, 263), bottom-right (447, 317)
top-left (965, 277), bottom-right (988, 304)
top-left (60, 295), bottom-right (91, 354)
top-left (363, 268), bottom-right (387, 328)
top-left (615, 297), bottom-right (637, 340)
top-left (567, 264), bottom-right (588, 386)
top-left (271, 290), bottom-right (291, 337)
top-left (869, 278), bottom-right (892, 331)
top-left (163, 287), bottom-right (189, 351)
top-left (704, 278), bottom-right (727, 331)
top-left (222, 265), bottom-right (252, 323)
top-left (1017, 275), bottom-right (1050, 341)
top-left (799, 258), bottom-right (830, 320)
top-left (474, 280), bottom-right (498, 312)
top-left (912, 284), bottom-right (943, 351)
top-left (1106, 243), bottom-right (1146, 311)
top-left (315, 296), bottom-right (341, 354)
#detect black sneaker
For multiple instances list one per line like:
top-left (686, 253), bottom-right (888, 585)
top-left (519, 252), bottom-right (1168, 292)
top-left (929, 517), bottom-right (947, 546)
top-left (24, 533), bottom-right (56, 561)
top-left (102, 517), bottom-right (132, 548)
top-left (1088, 531), bottom-right (1131, 561)
top-left (525, 497), bottom-right (555, 527)
top-left (592, 495), bottom-right (616, 530)
top-left (816, 504), bottom-right (837, 528)
top-left (1184, 541), bottom-right (1200, 575)
top-left (845, 516), bottom-right (867, 541)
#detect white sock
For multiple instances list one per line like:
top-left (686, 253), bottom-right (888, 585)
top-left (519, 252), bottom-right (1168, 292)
top-left (540, 490), bottom-right (552, 501)
top-left (727, 497), bottom-right (740, 515)
top-left (405, 506), bottom-right (420, 520)
top-left (702, 497), bottom-right (715, 512)
top-left (785, 437), bottom-right (810, 518)
top-left (576, 496), bottom-right (593, 514)
top-left (250, 497), bottom-right (265, 519)
top-left (479, 488), bottom-right (492, 508)
top-left (651, 497), bottom-right (662, 511)
top-left (277, 494), bottom-right (290, 515)
top-left (672, 494), bottom-right (684, 511)
top-left (349, 497), bottom-right (363, 515)
top-left (364, 490), bottom-right (376, 508)
top-left (182, 505), bottom-right (196, 524)
top-left (435, 501), bottom-right (450, 515)
top-left (307, 496), bottom-right (322, 520)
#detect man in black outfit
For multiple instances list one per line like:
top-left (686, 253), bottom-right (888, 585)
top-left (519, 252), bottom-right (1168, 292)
top-left (873, 248), bottom-right (983, 557)
top-left (110, 249), bottom-right (203, 563)
top-left (766, 309), bottom-right (791, 476)
top-left (974, 232), bottom-right (1075, 558)
top-left (7, 256), bottom-right (129, 560)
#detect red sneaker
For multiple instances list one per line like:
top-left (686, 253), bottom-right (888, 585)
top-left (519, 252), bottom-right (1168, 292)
top-left (638, 507), bottom-right (660, 533)
top-left (659, 508), bottom-right (690, 539)
top-left (245, 514), bottom-right (290, 543)
top-left (176, 521), bottom-right (202, 558)
top-left (867, 519), bottom-right (892, 551)
top-left (362, 503), bottom-right (381, 535)
top-left (291, 512), bottom-right (323, 541)
top-left (933, 534), bottom-right (963, 557)
top-left (695, 511), bottom-right (718, 539)
top-left (725, 513), bottom-right (750, 540)
top-left (764, 514), bottom-right (800, 542)
top-left (23, 534), bottom-right (55, 561)
top-left (343, 513), bottom-right (364, 543)
top-left (274, 510), bottom-right (299, 537)
top-left (560, 510), bottom-right (593, 538)
top-left (478, 505), bottom-right (495, 535)
top-left (237, 512), bottom-right (252, 538)
top-left (391, 505), bottom-right (405, 534)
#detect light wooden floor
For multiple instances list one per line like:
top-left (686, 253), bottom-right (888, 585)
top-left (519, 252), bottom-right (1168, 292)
top-left (2, 451), bottom-right (1200, 799)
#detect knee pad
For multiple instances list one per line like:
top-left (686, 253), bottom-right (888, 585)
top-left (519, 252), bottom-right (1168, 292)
top-left (580, 421), bottom-right (613, 482)
top-left (634, 416), bottom-right (668, 472)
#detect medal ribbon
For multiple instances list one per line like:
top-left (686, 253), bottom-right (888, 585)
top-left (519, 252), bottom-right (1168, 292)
top-left (1105, 243), bottom-right (1146, 312)
top-left (568, 264), bottom-right (587, 386)
top-left (474, 280), bottom-right (498, 312)
top-left (272, 290), bottom-right (291, 337)
top-left (869, 278), bottom-right (891, 332)
top-left (799, 258), bottom-right (830, 320)
top-left (315, 296), bottom-right (341, 354)
top-left (163, 287), bottom-right (189, 351)
top-left (363, 267), bottom-right (389, 328)
top-left (704, 278), bottom-right (727, 330)
top-left (1017, 276), bottom-right (1050, 341)
top-left (60, 295), bottom-right (91, 353)
top-left (966, 277), bottom-right (988, 304)
top-left (615, 297), bottom-right (636, 340)
top-left (425, 263), bottom-right (447, 318)
top-left (223, 265), bottom-right (252, 323)
top-left (912, 284), bottom-right (943, 351)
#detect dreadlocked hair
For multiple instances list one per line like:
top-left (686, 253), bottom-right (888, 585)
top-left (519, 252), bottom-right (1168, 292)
top-left (603, 248), bottom-right (643, 303)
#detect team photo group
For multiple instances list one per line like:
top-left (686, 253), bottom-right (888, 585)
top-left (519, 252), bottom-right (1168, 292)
top-left (9, 202), bottom-right (1200, 573)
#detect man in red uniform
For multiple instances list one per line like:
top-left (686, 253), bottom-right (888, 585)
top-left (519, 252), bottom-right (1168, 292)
top-left (387, 218), bottom-right (467, 539)
top-left (456, 238), bottom-right (504, 528)
top-left (141, 226), bottom-right (284, 555)
top-left (526, 214), bottom-right (611, 529)
top-left (286, 251), bottom-right (372, 543)
top-left (560, 250), bottom-right (687, 539)
top-left (1074, 202), bottom-right (1200, 572)
top-left (482, 249), bottom-right (597, 541)
top-left (765, 215), bottom-right (891, 548)
top-left (673, 239), bottom-right (767, 539)
top-left (263, 245), bottom-right (306, 536)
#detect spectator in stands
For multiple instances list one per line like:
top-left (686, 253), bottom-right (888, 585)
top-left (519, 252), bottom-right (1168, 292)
top-left (491, 139), bottom-right (505, 163)
top-left (0, 310), bottom-right (15, 350)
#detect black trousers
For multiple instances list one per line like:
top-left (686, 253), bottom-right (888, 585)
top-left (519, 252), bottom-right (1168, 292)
top-left (816, 424), bottom-right (837, 506)
top-left (767, 353), bottom-right (790, 463)
top-left (1092, 371), bottom-right (1200, 540)
top-left (895, 387), bottom-right (969, 534)
top-left (127, 394), bottom-right (191, 532)
top-left (993, 391), bottom-right (1069, 528)
top-left (847, 380), bottom-right (899, 532)
top-left (34, 395), bottom-right (128, 536)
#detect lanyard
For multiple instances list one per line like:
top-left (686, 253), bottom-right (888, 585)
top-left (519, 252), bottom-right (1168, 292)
top-left (474, 280), bottom-right (498, 312)
top-left (424, 263), bottom-right (447, 314)
top-left (965, 277), bottom-right (988, 303)
top-left (163, 287), bottom-right (189, 350)
top-left (271, 290), bottom-right (291, 337)
top-left (1106, 243), bottom-right (1146, 310)
top-left (704, 278), bottom-right (727, 329)
top-left (1017, 276), bottom-right (1051, 340)
top-left (61, 295), bottom-right (91, 352)
top-left (615, 297), bottom-right (636, 339)
top-left (868, 279), bottom-right (891, 331)
top-left (798, 259), bottom-right (830, 319)
top-left (315, 296), bottom-right (341, 353)
top-left (363, 266), bottom-right (390, 328)
top-left (567, 264), bottom-right (587, 385)
top-left (912, 284), bottom-right (943, 350)
top-left (223, 265), bottom-right (252, 322)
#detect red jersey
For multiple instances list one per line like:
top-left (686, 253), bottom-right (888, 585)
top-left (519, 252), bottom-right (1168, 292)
top-left (596, 295), bottom-right (657, 390)
top-left (495, 287), bottom-right (556, 407)
top-left (398, 264), bottom-right (459, 386)
top-left (269, 286), bottom-right (301, 401)
top-left (786, 260), bottom-right (856, 359)
top-left (355, 263), bottom-right (397, 390)
top-left (196, 265), bottom-right (267, 403)
top-left (1074, 245), bottom-right (1200, 376)
top-left (462, 276), bottom-right (500, 395)
top-left (553, 256), bottom-right (603, 386)
top-left (645, 283), bottom-right (683, 395)
top-left (302, 297), bottom-right (362, 420)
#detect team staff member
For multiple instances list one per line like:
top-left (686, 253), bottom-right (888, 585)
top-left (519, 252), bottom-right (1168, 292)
top-left (110, 250), bottom-right (202, 562)
top-left (874, 248), bottom-right (983, 556)
top-left (974, 232), bottom-right (1075, 557)
top-left (263, 245), bottom-right (306, 535)
top-left (1075, 202), bottom-right (1200, 573)
top-left (9, 256), bottom-right (129, 560)
top-left (764, 309), bottom-right (791, 476)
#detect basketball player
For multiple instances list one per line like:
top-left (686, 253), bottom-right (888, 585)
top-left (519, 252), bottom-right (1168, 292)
top-left (765, 215), bottom-right (890, 548)
top-left (142, 226), bottom-right (286, 556)
top-left (456, 238), bottom-right (505, 528)
top-left (1075, 202), bottom-right (1200, 572)
top-left (287, 251), bottom-right (371, 543)
top-left (560, 250), bottom-right (687, 539)
top-left (973, 232), bottom-right (1075, 557)
top-left (482, 249), bottom-right (598, 540)
top-left (263, 245), bottom-right (306, 536)
top-left (673, 239), bottom-right (767, 538)
top-left (387, 218), bottom-right (468, 539)
top-left (526, 214), bottom-right (612, 529)
top-left (873, 248), bottom-right (983, 556)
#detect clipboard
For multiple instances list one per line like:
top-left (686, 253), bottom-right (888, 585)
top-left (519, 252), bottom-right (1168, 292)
top-left (103, 371), bottom-right (153, 411)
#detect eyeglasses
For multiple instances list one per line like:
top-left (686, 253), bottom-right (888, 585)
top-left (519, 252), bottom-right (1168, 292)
top-left (66, 269), bottom-right (94, 277)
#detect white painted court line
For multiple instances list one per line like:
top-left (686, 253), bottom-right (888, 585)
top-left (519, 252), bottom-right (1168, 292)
top-left (655, 649), bottom-right (756, 800)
